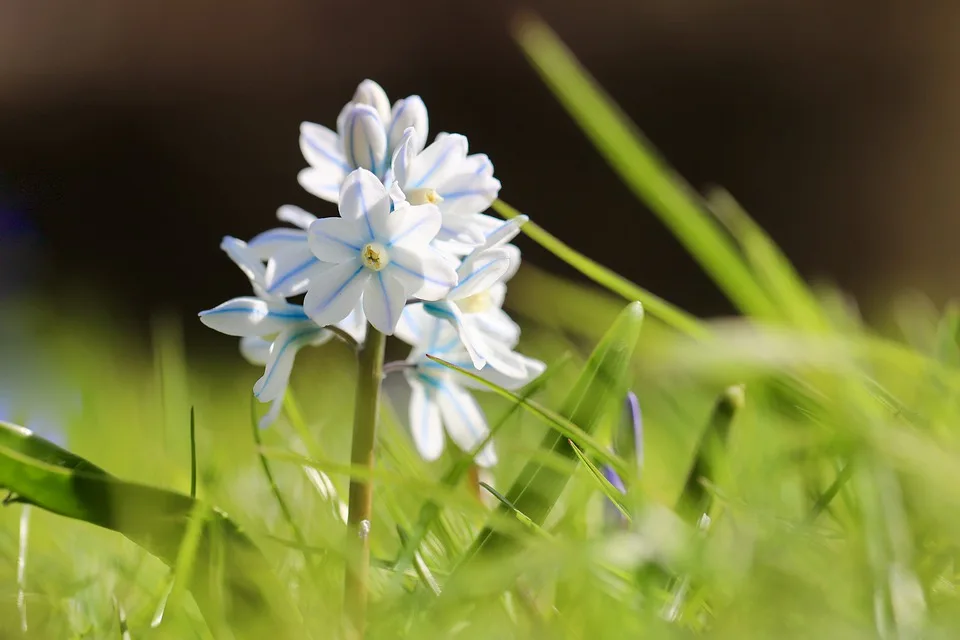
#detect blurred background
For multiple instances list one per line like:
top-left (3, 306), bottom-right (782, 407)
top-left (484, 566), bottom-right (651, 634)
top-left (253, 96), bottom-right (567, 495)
top-left (3, 0), bottom-right (960, 347)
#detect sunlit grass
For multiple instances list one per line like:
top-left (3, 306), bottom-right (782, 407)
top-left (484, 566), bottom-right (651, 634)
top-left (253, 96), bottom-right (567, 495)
top-left (4, 14), bottom-right (960, 640)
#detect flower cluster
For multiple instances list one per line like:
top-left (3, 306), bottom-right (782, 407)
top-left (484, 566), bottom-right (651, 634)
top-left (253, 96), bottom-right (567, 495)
top-left (200, 80), bottom-right (544, 465)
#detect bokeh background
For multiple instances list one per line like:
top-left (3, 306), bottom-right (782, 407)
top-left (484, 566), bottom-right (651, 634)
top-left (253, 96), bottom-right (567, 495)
top-left (3, 0), bottom-right (960, 345)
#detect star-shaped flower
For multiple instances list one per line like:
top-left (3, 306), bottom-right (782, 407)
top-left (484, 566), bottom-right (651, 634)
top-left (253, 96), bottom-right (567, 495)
top-left (305, 169), bottom-right (458, 335)
top-left (392, 129), bottom-right (503, 254)
top-left (298, 80), bottom-right (428, 201)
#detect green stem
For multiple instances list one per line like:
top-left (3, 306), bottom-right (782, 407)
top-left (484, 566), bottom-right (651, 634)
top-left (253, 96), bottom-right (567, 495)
top-left (344, 325), bottom-right (386, 638)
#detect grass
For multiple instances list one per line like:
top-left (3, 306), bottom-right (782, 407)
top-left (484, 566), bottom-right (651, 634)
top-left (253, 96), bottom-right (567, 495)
top-left (3, 14), bottom-right (960, 640)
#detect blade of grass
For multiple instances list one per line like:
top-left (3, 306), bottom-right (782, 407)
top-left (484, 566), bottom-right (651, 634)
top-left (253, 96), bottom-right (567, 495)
top-left (706, 187), bottom-right (828, 331)
top-left (566, 439), bottom-right (631, 521)
top-left (513, 16), bottom-right (775, 319)
top-left (465, 301), bottom-right (644, 559)
top-left (0, 420), bottom-right (304, 639)
top-left (426, 356), bottom-right (628, 478)
top-left (494, 199), bottom-right (705, 338)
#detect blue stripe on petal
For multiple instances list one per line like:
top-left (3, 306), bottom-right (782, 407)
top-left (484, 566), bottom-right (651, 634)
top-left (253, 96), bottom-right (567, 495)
top-left (411, 145), bottom-right (457, 189)
top-left (357, 181), bottom-right (375, 240)
top-left (436, 189), bottom-right (487, 201)
top-left (386, 217), bottom-right (433, 248)
top-left (439, 383), bottom-right (481, 440)
top-left (312, 229), bottom-right (362, 252)
top-left (248, 230), bottom-right (309, 247)
top-left (304, 134), bottom-right (350, 172)
top-left (268, 256), bottom-right (320, 294)
top-left (200, 306), bottom-right (309, 321)
top-left (312, 265), bottom-right (365, 313)
top-left (256, 327), bottom-right (323, 399)
top-left (389, 260), bottom-right (455, 288)
top-left (451, 259), bottom-right (500, 294)
top-left (377, 272), bottom-right (393, 326)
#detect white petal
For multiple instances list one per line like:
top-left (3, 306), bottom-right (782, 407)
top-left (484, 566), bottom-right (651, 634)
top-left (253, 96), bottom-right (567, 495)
top-left (391, 128), bottom-right (417, 189)
top-left (436, 172), bottom-right (501, 217)
top-left (395, 303), bottom-right (431, 346)
top-left (405, 134), bottom-right (468, 190)
top-left (198, 297), bottom-right (310, 337)
top-left (407, 375), bottom-right (443, 461)
top-left (500, 244), bottom-right (522, 282)
top-left (341, 104), bottom-right (387, 176)
top-left (308, 216), bottom-right (366, 263)
top-left (304, 258), bottom-right (371, 327)
top-left (254, 326), bottom-right (326, 402)
top-left (247, 227), bottom-right (309, 261)
top-left (387, 245), bottom-right (458, 301)
top-left (471, 335), bottom-right (531, 380)
top-left (435, 213), bottom-right (486, 245)
top-left (387, 96), bottom-right (428, 156)
top-left (352, 79), bottom-right (392, 125)
top-left (258, 397), bottom-right (285, 430)
top-left (336, 303), bottom-right (368, 343)
top-left (461, 153), bottom-right (494, 177)
top-left (338, 168), bottom-right (391, 241)
top-left (299, 122), bottom-right (349, 201)
top-left (221, 236), bottom-right (266, 286)
top-left (240, 336), bottom-right (271, 365)
top-left (297, 167), bottom-right (343, 203)
top-left (361, 271), bottom-right (406, 335)
top-left (435, 382), bottom-right (494, 465)
top-left (473, 305), bottom-right (520, 345)
top-left (460, 349), bottom-right (545, 391)
top-left (478, 215), bottom-right (528, 253)
top-left (450, 248), bottom-right (512, 300)
top-left (264, 246), bottom-right (327, 298)
top-left (383, 202), bottom-right (443, 249)
top-left (277, 204), bottom-right (317, 230)
top-left (424, 302), bottom-right (486, 369)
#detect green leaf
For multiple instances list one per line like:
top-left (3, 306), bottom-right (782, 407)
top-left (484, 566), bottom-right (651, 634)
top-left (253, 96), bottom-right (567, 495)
top-left (0, 421), bottom-right (304, 639)
top-left (565, 438), bottom-right (631, 521)
top-left (706, 187), bottom-right (828, 331)
top-left (427, 356), bottom-right (628, 478)
top-left (493, 199), bottom-right (705, 338)
top-left (513, 17), bottom-right (775, 319)
top-left (465, 301), bottom-right (644, 558)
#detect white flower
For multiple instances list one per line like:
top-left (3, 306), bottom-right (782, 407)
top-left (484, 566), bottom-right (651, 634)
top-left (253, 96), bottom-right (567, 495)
top-left (245, 204), bottom-right (367, 343)
top-left (398, 312), bottom-right (544, 467)
top-left (304, 168), bottom-right (458, 335)
top-left (392, 129), bottom-right (503, 254)
top-left (199, 238), bottom-right (333, 426)
top-left (398, 216), bottom-right (529, 372)
top-left (298, 79), bottom-right (429, 201)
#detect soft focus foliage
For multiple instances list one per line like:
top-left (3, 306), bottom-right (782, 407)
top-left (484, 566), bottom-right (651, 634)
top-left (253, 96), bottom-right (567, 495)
top-left (4, 16), bottom-right (960, 640)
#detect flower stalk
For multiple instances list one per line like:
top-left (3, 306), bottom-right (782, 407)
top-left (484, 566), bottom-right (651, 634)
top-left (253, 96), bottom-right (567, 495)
top-left (344, 324), bottom-right (386, 637)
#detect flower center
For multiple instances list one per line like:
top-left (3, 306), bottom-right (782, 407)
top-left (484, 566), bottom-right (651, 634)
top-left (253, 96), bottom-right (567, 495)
top-left (406, 188), bottom-right (443, 206)
top-left (360, 242), bottom-right (389, 271)
top-left (455, 291), bottom-right (493, 314)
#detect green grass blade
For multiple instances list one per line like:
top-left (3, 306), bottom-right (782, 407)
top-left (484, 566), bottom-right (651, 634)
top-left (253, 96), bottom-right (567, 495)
top-left (706, 187), bottom-right (829, 331)
top-left (0, 421), bottom-right (304, 639)
top-left (493, 199), bottom-right (705, 337)
top-left (565, 439), bottom-right (631, 521)
top-left (513, 17), bottom-right (775, 319)
top-left (675, 385), bottom-right (744, 523)
top-left (426, 356), bottom-right (628, 477)
top-left (466, 301), bottom-right (644, 558)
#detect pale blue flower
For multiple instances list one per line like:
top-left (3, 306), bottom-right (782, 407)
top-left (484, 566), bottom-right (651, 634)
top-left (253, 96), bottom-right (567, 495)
top-left (398, 308), bottom-right (544, 467)
top-left (298, 79), bottom-right (429, 201)
top-left (304, 169), bottom-right (457, 335)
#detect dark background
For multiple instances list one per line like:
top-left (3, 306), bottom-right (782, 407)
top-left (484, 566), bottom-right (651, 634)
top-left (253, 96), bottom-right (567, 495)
top-left (3, 0), bottom-right (960, 340)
